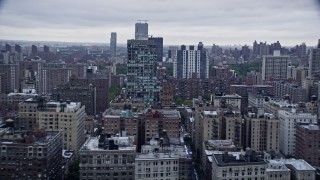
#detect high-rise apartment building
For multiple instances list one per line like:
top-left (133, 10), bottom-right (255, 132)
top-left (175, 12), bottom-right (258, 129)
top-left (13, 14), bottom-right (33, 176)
top-left (262, 50), bottom-right (290, 80)
top-left (110, 32), bottom-right (117, 57)
top-left (135, 22), bottom-right (148, 40)
top-left (308, 39), bottom-right (320, 78)
top-left (127, 39), bottom-right (160, 105)
top-left (278, 110), bottom-right (317, 156)
top-left (174, 43), bottom-right (209, 79)
top-left (0, 130), bottom-right (63, 180)
top-left (148, 37), bottom-right (163, 62)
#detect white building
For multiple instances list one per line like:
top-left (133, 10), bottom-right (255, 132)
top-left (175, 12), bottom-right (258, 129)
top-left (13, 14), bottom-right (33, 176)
top-left (174, 43), bottom-right (209, 79)
top-left (262, 50), bottom-right (290, 80)
top-left (266, 159), bottom-right (316, 180)
top-left (135, 152), bottom-right (180, 180)
top-left (212, 94), bottom-right (242, 110)
top-left (278, 110), bottom-right (317, 156)
top-left (212, 150), bottom-right (267, 180)
top-left (79, 136), bottom-right (136, 180)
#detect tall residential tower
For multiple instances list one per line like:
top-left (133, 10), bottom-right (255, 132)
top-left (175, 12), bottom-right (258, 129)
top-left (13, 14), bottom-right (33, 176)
top-left (127, 39), bottom-right (160, 105)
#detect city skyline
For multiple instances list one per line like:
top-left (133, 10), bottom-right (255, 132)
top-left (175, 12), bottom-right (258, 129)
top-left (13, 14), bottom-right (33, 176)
top-left (0, 0), bottom-right (319, 46)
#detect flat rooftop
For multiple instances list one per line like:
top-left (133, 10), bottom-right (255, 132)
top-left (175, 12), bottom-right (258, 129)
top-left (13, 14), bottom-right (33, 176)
top-left (81, 136), bottom-right (136, 151)
top-left (298, 124), bottom-right (320, 131)
top-left (267, 159), bottom-right (315, 171)
top-left (203, 111), bottom-right (218, 116)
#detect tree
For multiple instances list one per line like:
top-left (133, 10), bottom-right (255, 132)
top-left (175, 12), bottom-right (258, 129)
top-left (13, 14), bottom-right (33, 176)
top-left (109, 86), bottom-right (121, 101)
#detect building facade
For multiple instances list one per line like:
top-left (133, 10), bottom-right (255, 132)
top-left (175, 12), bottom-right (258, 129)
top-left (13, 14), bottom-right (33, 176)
top-left (0, 130), bottom-right (62, 179)
top-left (79, 136), bottom-right (136, 180)
top-left (174, 43), bottom-right (209, 79)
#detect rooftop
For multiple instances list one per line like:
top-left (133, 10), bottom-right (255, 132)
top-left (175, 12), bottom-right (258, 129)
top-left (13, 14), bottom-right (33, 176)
top-left (81, 136), bottom-right (136, 151)
top-left (212, 151), bottom-right (266, 167)
top-left (203, 110), bottom-right (218, 116)
top-left (267, 159), bottom-right (315, 171)
top-left (0, 130), bottom-right (60, 145)
top-left (298, 124), bottom-right (320, 130)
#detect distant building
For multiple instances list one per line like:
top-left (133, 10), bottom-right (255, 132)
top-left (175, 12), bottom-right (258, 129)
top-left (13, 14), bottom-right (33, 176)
top-left (295, 124), bottom-right (320, 166)
top-left (0, 131), bottom-right (63, 179)
top-left (135, 22), bottom-right (148, 40)
top-left (308, 39), bottom-right (320, 79)
top-left (110, 32), bottom-right (117, 57)
top-left (52, 83), bottom-right (96, 115)
top-left (174, 42), bottom-right (209, 79)
top-left (262, 50), bottom-right (290, 80)
top-left (0, 64), bottom-right (19, 93)
top-left (40, 67), bottom-right (72, 94)
top-left (278, 110), bottom-right (317, 156)
top-left (79, 136), bottom-right (136, 180)
top-left (212, 93), bottom-right (242, 110)
top-left (272, 81), bottom-right (307, 103)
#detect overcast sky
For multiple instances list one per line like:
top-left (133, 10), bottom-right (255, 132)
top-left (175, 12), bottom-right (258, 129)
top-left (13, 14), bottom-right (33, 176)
top-left (0, 0), bottom-right (319, 46)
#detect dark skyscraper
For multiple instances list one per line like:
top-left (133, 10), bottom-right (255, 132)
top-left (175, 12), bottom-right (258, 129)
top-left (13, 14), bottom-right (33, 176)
top-left (5, 44), bottom-right (11, 52)
top-left (110, 32), bottom-right (117, 57)
top-left (43, 45), bottom-right (49, 53)
top-left (148, 37), bottom-right (163, 62)
top-left (127, 39), bottom-right (160, 105)
top-left (31, 45), bottom-right (38, 56)
top-left (14, 44), bottom-right (22, 53)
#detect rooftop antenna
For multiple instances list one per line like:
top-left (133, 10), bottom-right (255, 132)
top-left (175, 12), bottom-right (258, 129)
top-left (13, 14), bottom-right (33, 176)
top-left (137, 20), bottom-right (149, 23)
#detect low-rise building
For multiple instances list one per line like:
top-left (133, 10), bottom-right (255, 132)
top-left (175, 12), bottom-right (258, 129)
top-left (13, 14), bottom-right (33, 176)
top-left (135, 141), bottom-right (192, 180)
top-left (79, 135), bottom-right (136, 180)
top-left (212, 149), bottom-right (267, 180)
top-left (267, 159), bottom-right (316, 180)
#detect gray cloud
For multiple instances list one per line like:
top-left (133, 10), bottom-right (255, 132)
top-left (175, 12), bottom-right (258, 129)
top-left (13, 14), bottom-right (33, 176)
top-left (0, 0), bottom-right (319, 45)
